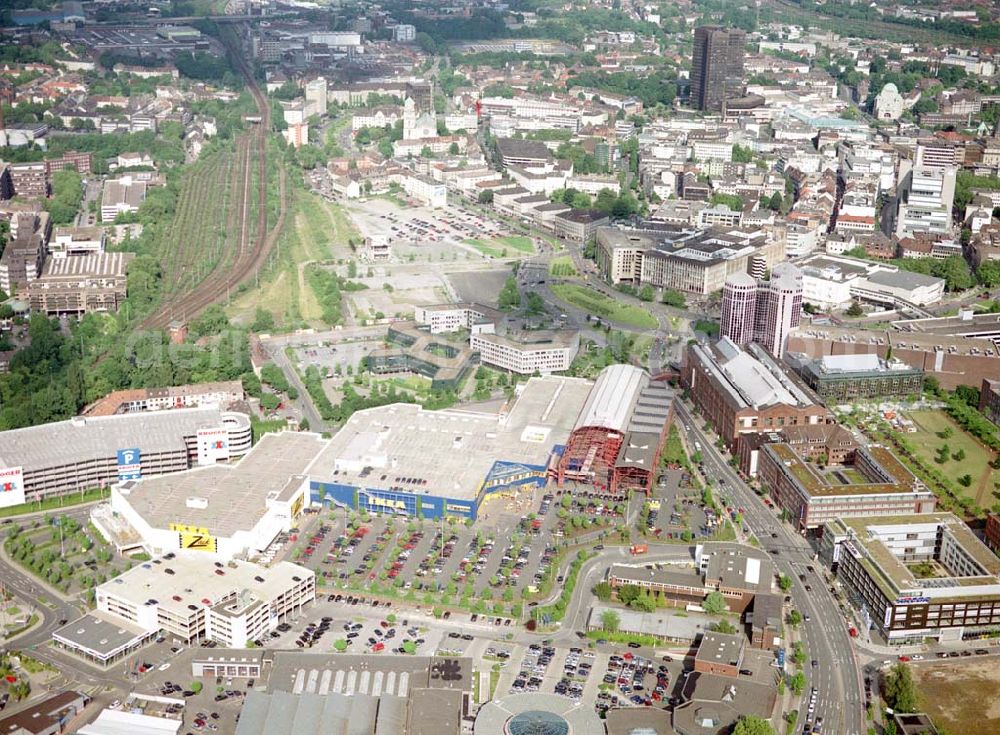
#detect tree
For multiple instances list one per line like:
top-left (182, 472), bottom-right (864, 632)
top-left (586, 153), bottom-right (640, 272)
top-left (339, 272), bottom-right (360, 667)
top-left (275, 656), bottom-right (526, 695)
top-left (702, 591), bottom-right (727, 614)
top-left (732, 144), bottom-right (754, 163)
top-left (478, 190), bottom-right (494, 205)
top-left (883, 663), bottom-right (918, 713)
top-left (788, 609), bottom-right (803, 626)
top-left (789, 671), bottom-right (807, 695)
top-left (499, 276), bottom-right (520, 310)
top-left (660, 289), bottom-right (686, 308)
top-left (638, 285), bottom-right (655, 302)
top-left (593, 581), bottom-right (613, 602)
top-left (250, 307), bottom-right (276, 333)
top-left (778, 574), bottom-right (792, 592)
top-left (846, 301), bottom-right (864, 317)
top-left (732, 715), bottom-right (776, 735)
top-left (629, 591), bottom-right (656, 613)
top-left (709, 193), bottom-right (744, 211)
top-left (600, 609), bottom-right (620, 632)
top-left (618, 584), bottom-right (641, 605)
top-left (711, 619), bottom-right (738, 634)
top-left (978, 260), bottom-right (1000, 287)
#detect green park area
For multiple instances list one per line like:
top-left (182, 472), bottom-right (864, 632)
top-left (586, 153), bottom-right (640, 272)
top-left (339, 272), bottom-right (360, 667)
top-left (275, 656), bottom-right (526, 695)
top-left (549, 257), bottom-right (577, 277)
top-left (550, 284), bottom-right (658, 329)
top-left (3, 515), bottom-right (133, 598)
top-left (464, 236), bottom-right (535, 259)
top-left (906, 409), bottom-right (1000, 507)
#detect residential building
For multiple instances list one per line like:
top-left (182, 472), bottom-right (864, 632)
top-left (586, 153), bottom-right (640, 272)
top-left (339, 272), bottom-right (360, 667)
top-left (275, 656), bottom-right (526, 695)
top-left (9, 161), bottom-right (47, 198)
top-left (28, 252), bottom-right (135, 316)
top-left (45, 151), bottom-right (92, 175)
top-left (749, 592), bottom-right (783, 650)
top-left (821, 514), bottom-right (1000, 642)
top-left (0, 211), bottom-right (47, 295)
top-left (81, 380), bottom-right (245, 417)
top-left (303, 77), bottom-right (327, 117)
top-left (681, 338), bottom-right (834, 449)
top-left (760, 443), bottom-right (935, 530)
top-left (691, 26), bottom-right (746, 112)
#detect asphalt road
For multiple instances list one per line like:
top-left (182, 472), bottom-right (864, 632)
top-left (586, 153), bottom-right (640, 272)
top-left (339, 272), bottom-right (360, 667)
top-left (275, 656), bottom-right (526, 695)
top-left (674, 402), bottom-right (866, 735)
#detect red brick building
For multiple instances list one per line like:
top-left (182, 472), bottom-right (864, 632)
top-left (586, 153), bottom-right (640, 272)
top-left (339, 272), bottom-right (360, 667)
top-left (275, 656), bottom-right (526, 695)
top-left (681, 338), bottom-right (834, 450)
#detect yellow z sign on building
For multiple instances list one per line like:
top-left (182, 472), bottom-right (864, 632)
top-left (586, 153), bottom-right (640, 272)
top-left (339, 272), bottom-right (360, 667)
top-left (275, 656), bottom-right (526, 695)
top-left (169, 523), bottom-right (217, 552)
top-left (179, 532), bottom-right (217, 552)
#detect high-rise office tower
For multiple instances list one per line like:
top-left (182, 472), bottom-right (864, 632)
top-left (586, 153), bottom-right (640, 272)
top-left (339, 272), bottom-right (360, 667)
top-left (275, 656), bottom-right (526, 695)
top-left (691, 25), bottom-right (746, 112)
top-left (721, 263), bottom-right (803, 358)
top-left (754, 263), bottom-right (803, 359)
top-left (720, 271), bottom-right (758, 346)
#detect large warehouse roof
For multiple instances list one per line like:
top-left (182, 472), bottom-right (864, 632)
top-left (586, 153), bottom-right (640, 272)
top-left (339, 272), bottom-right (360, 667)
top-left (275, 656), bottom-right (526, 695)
top-left (117, 431), bottom-right (326, 538)
top-left (308, 376), bottom-right (592, 500)
top-left (573, 364), bottom-right (648, 433)
top-left (0, 408), bottom-right (242, 470)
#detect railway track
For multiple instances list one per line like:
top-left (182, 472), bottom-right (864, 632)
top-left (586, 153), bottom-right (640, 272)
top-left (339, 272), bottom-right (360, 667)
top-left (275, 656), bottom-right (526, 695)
top-left (140, 24), bottom-right (284, 331)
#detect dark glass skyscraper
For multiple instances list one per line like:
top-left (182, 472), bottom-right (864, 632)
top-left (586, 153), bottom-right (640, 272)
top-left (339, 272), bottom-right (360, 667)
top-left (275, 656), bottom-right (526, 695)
top-left (691, 25), bottom-right (746, 112)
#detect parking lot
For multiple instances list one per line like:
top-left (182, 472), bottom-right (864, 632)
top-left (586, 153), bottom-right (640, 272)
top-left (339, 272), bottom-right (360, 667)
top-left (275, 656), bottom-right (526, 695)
top-left (495, 642), bottom-right (684, 718)
top-left (345, 198), bottom-right (538, 263)
top-left (280, 485), bottom-right (628, 616)
top-left (292, 338), bottom-right (381, 377)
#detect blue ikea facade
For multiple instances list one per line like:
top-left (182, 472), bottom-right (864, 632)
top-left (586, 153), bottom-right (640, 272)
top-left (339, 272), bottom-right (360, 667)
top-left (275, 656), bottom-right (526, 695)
top-left (309, 446), bottom-right (563, 520)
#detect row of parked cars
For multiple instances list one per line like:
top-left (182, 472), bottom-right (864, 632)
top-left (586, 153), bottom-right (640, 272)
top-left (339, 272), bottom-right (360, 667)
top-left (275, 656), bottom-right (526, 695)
top-left (596, 653), bottom-right (671, 714)
top-left (554, 647), bottom-right (595, 700)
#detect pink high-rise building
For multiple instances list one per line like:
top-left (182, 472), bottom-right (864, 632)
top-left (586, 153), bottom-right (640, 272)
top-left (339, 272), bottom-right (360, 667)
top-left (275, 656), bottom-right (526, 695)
top-left (720, 272), bottom-right (757, 346)
top-left (721, 263), bottom-right (802, 357)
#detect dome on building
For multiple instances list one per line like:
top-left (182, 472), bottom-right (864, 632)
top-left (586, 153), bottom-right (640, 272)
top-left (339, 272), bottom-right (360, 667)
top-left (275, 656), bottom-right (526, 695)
top-left (505, 710), bottom-right (570, 735)
top-left (475, 693), bottom-right (604, 735)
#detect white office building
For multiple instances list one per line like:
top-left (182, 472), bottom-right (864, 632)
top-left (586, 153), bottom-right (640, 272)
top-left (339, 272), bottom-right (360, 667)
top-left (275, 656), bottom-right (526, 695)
top-left (895, 166), bottom-right (956, 238)
top-left (470, 331), bottom-right (580, 374)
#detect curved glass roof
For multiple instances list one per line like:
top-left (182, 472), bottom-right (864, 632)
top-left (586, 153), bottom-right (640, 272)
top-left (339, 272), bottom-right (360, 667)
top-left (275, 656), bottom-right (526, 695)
top-left (506, 710), bottom-right (570, 735)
